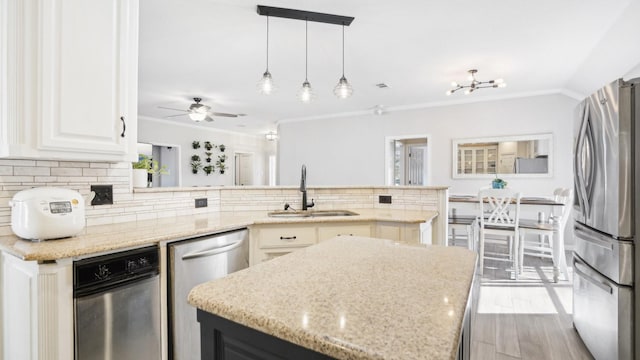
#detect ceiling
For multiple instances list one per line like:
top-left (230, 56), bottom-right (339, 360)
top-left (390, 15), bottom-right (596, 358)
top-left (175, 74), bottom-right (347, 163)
top-left (138, 0), bottom-right (633, 135)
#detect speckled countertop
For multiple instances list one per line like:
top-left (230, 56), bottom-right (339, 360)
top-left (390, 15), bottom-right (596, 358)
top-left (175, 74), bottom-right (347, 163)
top-left (0, 209), bottom-right (437, 261)
top-left (189, 236), bottom-right (476, 360)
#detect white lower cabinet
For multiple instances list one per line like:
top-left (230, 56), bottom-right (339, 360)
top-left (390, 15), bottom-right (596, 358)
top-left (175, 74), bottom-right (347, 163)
top-left (376, 222), bottom-right (422, 244)
top-left (250, 221), bottom-right (424, 266)
top-left (1, 252), bottom-right (73, 360)
top-left (317, 223), bottom-right (372, 242)
top-left (250, 224), bottom-right (317, 266)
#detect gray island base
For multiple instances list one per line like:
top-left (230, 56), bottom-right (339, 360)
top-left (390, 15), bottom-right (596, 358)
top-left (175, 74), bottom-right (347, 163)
top-left (189, 237), bottom-right (477, 360)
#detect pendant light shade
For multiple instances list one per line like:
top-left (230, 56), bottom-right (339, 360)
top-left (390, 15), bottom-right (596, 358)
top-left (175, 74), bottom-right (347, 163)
top-left (333, 24), bottom-right (353, 99)
top-left (257, 15), bottom-right (276, 95)
top-left (258, 71), bottom-right (275, 95)
top-left (299, 80), bottom-right (313, 103)
top-left (299, 20), bottom-right (315, 103)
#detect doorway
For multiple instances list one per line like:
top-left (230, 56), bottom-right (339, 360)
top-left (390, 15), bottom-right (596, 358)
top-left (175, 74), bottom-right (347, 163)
top-left (385, 135), bottom-right (430, 186)
top-left (137, 142), bottom-right (181, 187)
top-left (234, 152), bottom-right (254, 186)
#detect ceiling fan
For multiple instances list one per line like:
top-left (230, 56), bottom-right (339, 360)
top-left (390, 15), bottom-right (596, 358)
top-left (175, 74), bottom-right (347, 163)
top-left (159, 97), bottom-right (244, 122)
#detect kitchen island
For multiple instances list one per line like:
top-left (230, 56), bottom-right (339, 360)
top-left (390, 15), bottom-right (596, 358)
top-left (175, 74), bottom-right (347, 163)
top-left (189, 236), bottom-right (477, 360)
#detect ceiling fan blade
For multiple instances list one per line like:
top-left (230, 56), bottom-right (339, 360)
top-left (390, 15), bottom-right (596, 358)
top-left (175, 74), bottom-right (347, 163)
top-left (211, 112), bottom-right (238, 118)
top-left (165, 113), bottom-right (187, 118)
top-left (205, 116), bottom-right (214, 122)
top-left (158, 106), bottom-right (188, 112)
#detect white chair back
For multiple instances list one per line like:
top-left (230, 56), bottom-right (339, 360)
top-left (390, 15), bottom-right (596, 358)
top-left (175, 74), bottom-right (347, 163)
top-left (555, 188), bottom-right (573, 229)
top-left (478, 188), bottom-right (522, 229)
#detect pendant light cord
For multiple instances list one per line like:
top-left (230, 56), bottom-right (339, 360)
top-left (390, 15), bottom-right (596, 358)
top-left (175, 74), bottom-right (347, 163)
top-left (305, 19), bottom-right (308, 81)
top-left (341, 24), bottom-right (345, 77)
top-left (266, 15), bottom-right (270, 70)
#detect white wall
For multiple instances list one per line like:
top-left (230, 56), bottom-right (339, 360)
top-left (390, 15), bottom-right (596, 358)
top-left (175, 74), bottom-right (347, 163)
top-left (565, 0), bottom-right (640, 96)
top-left (278, 93), bottom-right (577, 196)
top-left (138, 117), bottom-right (273, 187)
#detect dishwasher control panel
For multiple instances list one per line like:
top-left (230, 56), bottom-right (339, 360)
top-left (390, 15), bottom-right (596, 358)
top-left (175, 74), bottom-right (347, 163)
top-left (73, 246), bottom-right (159, 297)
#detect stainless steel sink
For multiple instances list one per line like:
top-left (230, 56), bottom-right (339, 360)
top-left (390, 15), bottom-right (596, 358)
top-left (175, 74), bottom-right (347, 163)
top-left (267, 210), bottom-right (359, 218)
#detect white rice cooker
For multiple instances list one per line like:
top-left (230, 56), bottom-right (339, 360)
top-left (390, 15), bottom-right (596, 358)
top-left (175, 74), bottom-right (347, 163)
top-left (9, 187), bottom-right (86, 241)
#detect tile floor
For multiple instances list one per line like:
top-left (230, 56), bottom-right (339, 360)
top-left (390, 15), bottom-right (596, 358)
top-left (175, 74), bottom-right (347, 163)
top-left (470, 253), bottom-right (594, 360)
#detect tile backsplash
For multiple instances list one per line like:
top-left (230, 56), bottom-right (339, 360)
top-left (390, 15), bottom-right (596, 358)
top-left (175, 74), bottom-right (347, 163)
top-left (0, 159), bottom-right (447, 237)
top-left (0, 159), bottom-right (220, 235)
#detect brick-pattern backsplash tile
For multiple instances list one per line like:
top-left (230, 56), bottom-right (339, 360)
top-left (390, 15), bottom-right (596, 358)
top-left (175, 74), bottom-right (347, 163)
top-left (0, 158), bottom-right (446, 236)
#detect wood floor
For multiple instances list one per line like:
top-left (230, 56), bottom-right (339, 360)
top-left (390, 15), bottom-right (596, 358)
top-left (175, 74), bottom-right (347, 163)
top-left (469, 253), bottom-right (594, 360)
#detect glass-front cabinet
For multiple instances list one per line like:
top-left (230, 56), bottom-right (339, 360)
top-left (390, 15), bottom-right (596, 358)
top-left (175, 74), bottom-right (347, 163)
top-left (452, 133), bottom-right (553, 179)
top-left (457, 145), bottom-right (498, 175)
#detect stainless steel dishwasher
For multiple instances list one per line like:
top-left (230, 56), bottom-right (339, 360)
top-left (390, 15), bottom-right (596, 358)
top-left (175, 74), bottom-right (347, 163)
top-left (73, 246), bottom-right (161, 360)
top-left (168, 228), bottom-right (249, 360)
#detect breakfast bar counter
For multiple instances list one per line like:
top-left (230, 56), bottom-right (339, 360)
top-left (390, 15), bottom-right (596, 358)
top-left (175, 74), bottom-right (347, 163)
top-left (188, 236), bottom-right (477, 360)
top-left (0, 209), bottom-right (437, 261)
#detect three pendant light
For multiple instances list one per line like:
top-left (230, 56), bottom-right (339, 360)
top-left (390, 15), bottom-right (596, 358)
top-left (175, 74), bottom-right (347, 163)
top-left (257, 10), bottom-right (354, 102)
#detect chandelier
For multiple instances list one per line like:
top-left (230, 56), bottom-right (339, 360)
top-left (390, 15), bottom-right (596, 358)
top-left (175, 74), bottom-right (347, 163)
top-left (257, 6), bottom-right (355, 102)
top-left (446, 69), bottom-right (506, 95)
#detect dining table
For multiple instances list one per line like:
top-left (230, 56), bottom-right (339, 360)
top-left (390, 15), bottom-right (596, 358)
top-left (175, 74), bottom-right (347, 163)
top-left (448, 194), bottom-right (568, 282)
top-left (448, 194), bottom-right (564, 219)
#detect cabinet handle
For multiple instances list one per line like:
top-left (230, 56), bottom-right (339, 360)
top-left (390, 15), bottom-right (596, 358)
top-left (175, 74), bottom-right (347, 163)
top-left (280, 236), bottom-right (297, 241)
top-left (120, 116), bottom-right (126, 137)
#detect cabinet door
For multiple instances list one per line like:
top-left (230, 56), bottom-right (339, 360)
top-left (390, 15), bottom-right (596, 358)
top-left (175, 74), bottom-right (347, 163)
top-left (317, 224), bottom-right (371, 242)
top-left (37, 0), bottom-right (138, 161)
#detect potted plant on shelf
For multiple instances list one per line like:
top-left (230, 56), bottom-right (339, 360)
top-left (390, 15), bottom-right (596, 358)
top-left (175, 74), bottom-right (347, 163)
top-left (132, 154), bottom-right (168, 188)
top-left (203, 165), bottom-right (214, 175)
top-left (492, 174), bottom-right (508, 189)
top-left (204, 141), bottom-right (214, 151)
top-left (191, 155), bottom-right (202, 174)
top-left (192, 141), bottom-right (201, 149)
top-left (218, 154), bottom-right (227, 163)
top-left (205, 152), bottom-right (212, 163)
top-left (218, 144), bottom-right (226, 152)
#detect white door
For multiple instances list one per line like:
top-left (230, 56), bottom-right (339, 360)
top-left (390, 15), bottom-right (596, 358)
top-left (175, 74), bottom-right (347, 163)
top-left (235, 153), bottom-right (253, 186)
top-left (406, 147), bottom-right (424, 185)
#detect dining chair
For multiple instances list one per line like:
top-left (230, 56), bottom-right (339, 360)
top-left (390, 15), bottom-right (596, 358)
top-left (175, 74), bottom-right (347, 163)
top-left (519, 188), bottom-right (572, 282)
top-left (477, 188), bottom-right (522, 280)
top-left (448, 213), bottom-right (476, 250)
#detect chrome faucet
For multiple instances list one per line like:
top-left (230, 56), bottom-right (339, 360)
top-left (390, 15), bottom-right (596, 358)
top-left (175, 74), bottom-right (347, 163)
top-left (300, 164), bottom-right (314, 210)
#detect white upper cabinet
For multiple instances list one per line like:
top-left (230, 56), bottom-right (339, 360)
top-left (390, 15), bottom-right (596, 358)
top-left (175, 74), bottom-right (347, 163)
top-left (1, 0), bottom-right (139, 161)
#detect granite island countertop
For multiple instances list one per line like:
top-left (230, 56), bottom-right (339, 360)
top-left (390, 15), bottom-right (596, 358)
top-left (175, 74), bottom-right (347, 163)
top-left (188, 236), bottom-right (477, 360)
top-left (0, 209), bottom-right (438, 261)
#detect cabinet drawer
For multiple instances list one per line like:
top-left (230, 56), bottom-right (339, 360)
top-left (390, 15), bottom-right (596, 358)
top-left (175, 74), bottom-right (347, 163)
top-left (258, 226), bottom-right (317, 248)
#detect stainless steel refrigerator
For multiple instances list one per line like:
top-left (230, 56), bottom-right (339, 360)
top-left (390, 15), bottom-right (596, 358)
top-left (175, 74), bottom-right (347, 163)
top-left (573, 77), bottom-right (639, 360)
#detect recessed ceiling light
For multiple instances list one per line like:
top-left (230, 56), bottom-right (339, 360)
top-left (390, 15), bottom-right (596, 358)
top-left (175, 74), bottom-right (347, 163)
top-left (375, 83), bottom-right (390, 89)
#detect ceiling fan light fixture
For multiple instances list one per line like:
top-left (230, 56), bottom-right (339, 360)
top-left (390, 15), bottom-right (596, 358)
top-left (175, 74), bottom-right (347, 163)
top-left (189, 112), bottom-right (207, 122)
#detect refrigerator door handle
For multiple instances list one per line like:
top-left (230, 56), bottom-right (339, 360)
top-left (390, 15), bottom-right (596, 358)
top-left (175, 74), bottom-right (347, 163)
top-left (574, 225), bottom-right (614, 251)
top-left (573, 257), bottom-right (613, 294)
top-left (574, 104), bottom-right (590, 219)
top-left (583, 118), bottom-right (597, 207)
top-left (181, 240), bottom-right (244, 260)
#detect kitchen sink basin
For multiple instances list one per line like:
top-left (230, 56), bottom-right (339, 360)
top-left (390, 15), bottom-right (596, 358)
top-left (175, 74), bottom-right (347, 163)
top-left (267, 210), bottom-right (359, 218)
